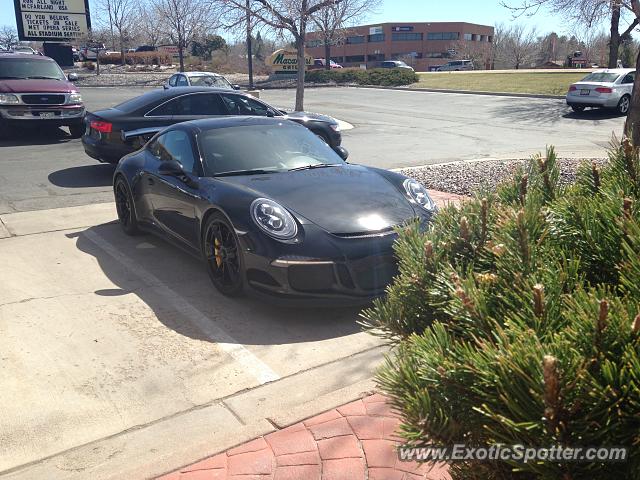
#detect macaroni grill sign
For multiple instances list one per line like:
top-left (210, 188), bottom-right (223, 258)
top-left (13, 0), bottom-right (91, 41)
top-left (268, 49), bottom-right (312, 75)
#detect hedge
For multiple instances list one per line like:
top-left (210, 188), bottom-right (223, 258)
top-left (305, 68), bottom-right (418, 86)
top-left (362, 141), bottom-right (640, 479)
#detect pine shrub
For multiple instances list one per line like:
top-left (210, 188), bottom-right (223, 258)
top-left (361, 142), bottom-right (640, 479)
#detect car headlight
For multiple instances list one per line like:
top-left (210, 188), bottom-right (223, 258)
top-left (403, 179), bottom-right (435, 211)
top-left (0, 94), bottom-right (20, 105)
top-left (251, 198), bottom-right (298, 240)
top-left (67, 93), bottom-right (83, 104)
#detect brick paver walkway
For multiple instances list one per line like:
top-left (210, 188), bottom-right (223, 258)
top-left (157, 394), bottom-right (450, 480)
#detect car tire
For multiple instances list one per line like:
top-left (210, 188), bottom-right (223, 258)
top-left (202, 212), bottom-right (244, 296)
top-left (114, 177), bottom-right (141, 235)
top-left (571, 105), bottom-right (586, 113)
top-left (617, 95), bottom-right (631, 115)
top-left (68, 123), bottom-right (85, 138)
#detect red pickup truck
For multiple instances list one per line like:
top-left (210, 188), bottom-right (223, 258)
top-left (0, 54), bottom-right (85, 138)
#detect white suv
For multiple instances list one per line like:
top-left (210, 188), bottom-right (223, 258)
top-left (438, 60), bottom-right (474, 71)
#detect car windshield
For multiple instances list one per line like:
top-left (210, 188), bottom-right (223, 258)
top-left (396, 61), bottom-right (408, 66)
top-left (189, 75), bottom-right (232, 88)
top-left (580, 72), bottom-right (621, 83)
top-left (198, 124), bottom-right (344, 176)
top-left (0, 58), bottom-right (65, 80)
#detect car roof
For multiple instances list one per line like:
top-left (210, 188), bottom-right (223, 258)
top-left (178, 116), bottom-right (301, 133)
top-left (182, 71), bottom-right (223, 77)
top-left (0, 53), bottom-right (51, 60)
top-left (590, 68), bottom-right (635, 74)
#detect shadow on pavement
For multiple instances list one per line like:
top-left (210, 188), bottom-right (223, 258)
top-left (48, 163), bottom-right (116, 188)
top-left (491, 101), bottom-right (624, 125)
top-left (70, 223), bottom-right (363, 346)
top-left (0, 126), bottom-right (76, 147)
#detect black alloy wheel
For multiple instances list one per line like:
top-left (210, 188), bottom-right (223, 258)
top-left (203, 213), bottom-right (244, 296)
top-left (114, 177), bottom-right (140, 235)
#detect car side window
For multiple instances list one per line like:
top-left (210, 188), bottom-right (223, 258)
top-left (172, 93), bottom-right (227, 116)
top-left (176, 75), bottom-right (189, 87)
top-left (220, 94), bottom-right (270, 116)
top-left (168, 75), bottom-right (177, 87)
top-left (147, 98), bottom-right (177, 117)
top-left (151, 131), bottom-right (197, 173)
top-left (622, 72), bottom-right (635, 84)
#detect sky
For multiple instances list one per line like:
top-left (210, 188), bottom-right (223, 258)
top-left (0, 0), bottom-right (605, 38)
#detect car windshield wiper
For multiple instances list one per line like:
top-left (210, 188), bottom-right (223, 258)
top-left (25, 76), bottom-right (61, 80)
top-left (288, 163), bottom-right (340, 172)
top-left (214, 168), bottom-right (280, 177)
top-left (0, 76), bottom-right (25, 79)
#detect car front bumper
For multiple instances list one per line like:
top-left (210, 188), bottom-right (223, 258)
top-left (0, 104), bottom-right (85, 126)
top-left (236, 217), bottom-right (430, 306)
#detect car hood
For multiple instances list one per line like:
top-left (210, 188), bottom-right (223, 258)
top-left (281, 110), bottom-right (336, 124)
top-left (218, 165), bottom-right (416, 234)
top-left (0, 79), bottom-right (76, 94)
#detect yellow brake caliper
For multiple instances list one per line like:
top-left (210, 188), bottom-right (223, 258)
top-left (214, 238), bottom-right (222, 267)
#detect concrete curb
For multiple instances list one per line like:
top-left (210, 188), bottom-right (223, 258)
top-left (347, 84), bottom-right (566, 99)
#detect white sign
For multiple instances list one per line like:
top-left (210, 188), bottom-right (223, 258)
top-left (14, 0), bottom-right (90, 41)
top-left (369, 26), bottom-right (383, 35)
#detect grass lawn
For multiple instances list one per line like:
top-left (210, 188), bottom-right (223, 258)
top-left (413, 72), bottom-right (589, 95)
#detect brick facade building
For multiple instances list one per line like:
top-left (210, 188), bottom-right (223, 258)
top-left (305, 22), bottom-right (495, 71)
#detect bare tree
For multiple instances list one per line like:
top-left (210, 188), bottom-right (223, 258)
top-left (495, 24), bottom-right (538, 69)
top-left (311, 0), bottom-right (379, 70)
top-left (139, 4), bottom-right (166, 47)
top-left (0, 25), bottom-right (18, 49)
top-left (502, 0), bottom-right (638, 68)
top-left (97, 0), bottom-right (136, 64)
top-left (155, 0), bottom-right (220, 71)
top-left (222, 0), bottom-right (337, 111)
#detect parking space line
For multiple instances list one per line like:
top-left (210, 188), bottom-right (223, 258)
top-left (83, 230), bottom-right (281, 385)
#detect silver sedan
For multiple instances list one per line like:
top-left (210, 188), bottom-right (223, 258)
top-left (164, 71), bottom-right (240, 90)
top-left (566, 68), bottom-right (635, 114)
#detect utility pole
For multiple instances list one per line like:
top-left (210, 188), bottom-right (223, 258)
top-left (246, 0), bottom-right (254, 89)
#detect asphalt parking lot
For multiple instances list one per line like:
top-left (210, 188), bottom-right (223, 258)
top-left (0, 86), bottom-right (625, 214)
top-left (0, 86), bottom-right (628, 479)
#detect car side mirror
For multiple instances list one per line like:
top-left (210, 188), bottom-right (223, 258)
top-left (266, 109), bottom-right (275, 117)
top-left (163, 84), bottom-right (169, 90)
top-left (158, 159), bottom-right (184, 176)
top-left (67, 72), bottom-right (78, 81)
top-left (333, 146), bottom-right (349, 160)
top-left (232, 84), bottom-right (241, 90)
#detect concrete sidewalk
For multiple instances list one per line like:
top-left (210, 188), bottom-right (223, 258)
top-left (156, 394), bottom-right (450, 480)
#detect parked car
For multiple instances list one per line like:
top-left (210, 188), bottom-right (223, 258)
top-left (135, 45), bottom-right (157, 52)
top-left (164, 72), bottom-right (240, 90)
top-left (113, 116), bottom-right (436, 303)
top-left (78, 43), bottom-right (105, 61)
top-left (380, 60), bottom-right (414, 71)
top-left (0, 54), bottom-right (84, 138)
top-left (309, 58), bottom-right (343, 70)
top-left (82, 87), bottom-right (342, 163)
top-left (11, 46), bottom-right (39, 55)
top-left (566, 68), bottom-right (635, 114)
top-left (437, 60), bottom-right (474, 71)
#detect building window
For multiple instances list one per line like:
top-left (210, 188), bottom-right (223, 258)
top-left (472, 34), bottom-right (480, 41)
top-left (367, 33), bottom-right (385, 42)
top-left (392, 52), bottom-right (423, 59)
top-left (331, 56), bottom-right (344, 63)
top-left (488, 35), bottom-right (493, 43)
top-left (425, 52), bottom-right (445, 58)
top-left (306, 39), bottom-right (322, 48)
top-left (427, 32), bottom-right (460, 40)
top-left (344, 55), bottom-right (365, 63)
top-left (392, 32), bottom-right (423, 41)
top-left (346, 35), bottom-right (365, 44)
top-left (367, 53), bottom-right (385, 61)
top-left (463, 33), bottom-right (472, 41)
top-left (480, 35), bottom-right (487, 42)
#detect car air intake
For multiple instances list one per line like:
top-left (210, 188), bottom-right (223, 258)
top-left (21, 94), bottom-right (66, 105)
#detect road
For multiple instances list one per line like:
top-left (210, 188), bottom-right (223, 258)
top-left (0, 86), bottom-right (625, 214)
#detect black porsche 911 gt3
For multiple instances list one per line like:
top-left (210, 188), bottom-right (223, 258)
top-left (82, 87), bottom-right (342, 164)
top-left (113, 116), bottom-right (436, 305)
